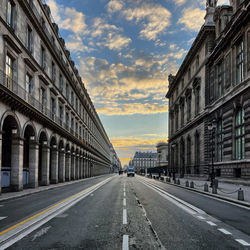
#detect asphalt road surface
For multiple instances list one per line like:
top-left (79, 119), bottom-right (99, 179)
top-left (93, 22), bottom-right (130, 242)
top-left (0, 174), bottom-right (250, 250)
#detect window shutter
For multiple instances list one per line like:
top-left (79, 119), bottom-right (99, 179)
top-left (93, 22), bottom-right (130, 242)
top-left (13, 5), bottom-right (17, 32)
top-left (232, 47), bottom-right (236, 85)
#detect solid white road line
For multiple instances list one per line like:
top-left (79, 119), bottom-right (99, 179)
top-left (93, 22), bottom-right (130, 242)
top-left (123, 198), bottom-right (126, 207)
top-left (197, 216), bottom-right (205, 220)
top-left (123, 209), bottom-right (127, 224)
top-left (0, 217), bottom-right (7, 221)
top-left (206, 221), bottom-right (217, 226)
top-left (122, 235), bottom-right (129, 250)
top-left (218, 228), bottom-right (232, 235)
top-left (235, 239), bottom-right (250, 246)
top-left (124, 192), bottom-right (126, 197)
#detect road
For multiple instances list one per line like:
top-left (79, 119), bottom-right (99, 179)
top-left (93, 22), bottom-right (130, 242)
top-left (0, 174), bottom-right (250, 249)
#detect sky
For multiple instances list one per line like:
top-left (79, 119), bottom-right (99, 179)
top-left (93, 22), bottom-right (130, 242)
top-left (45, 0), bottom-right (230, 166)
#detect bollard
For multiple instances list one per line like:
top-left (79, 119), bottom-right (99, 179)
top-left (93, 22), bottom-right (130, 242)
top-left (204, 183), bottom-right (209, 192)
top-left (238, 188), bottom-right (244, 201)
top-left (177, 179), bottom-right (180, 185)
top-left (185, 180), bottom-right (189, 187)
top-left (212, 185), bottom-right (217, 194)
top-left (174, 179), bottom-right (177, 184)
top-left (190, 181), bottom-right (194, 188)
top-left (168, 178), bottom-right (171, 183)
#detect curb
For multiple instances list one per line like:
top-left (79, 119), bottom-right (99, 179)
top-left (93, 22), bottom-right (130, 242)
top-left (144, 176), bottom-right (250, 208)
top-left (0, 174), bottom-right (112, 202)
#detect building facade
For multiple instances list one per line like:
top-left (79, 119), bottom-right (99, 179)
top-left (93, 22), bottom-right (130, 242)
top-left (156, 142), bottom-right (168, 168)
top-left (167, 0), bottom-right (250, 179)
top-left (0, 0), bottom-right (114, 193)
top-left (131, 152), bottom-right (157, 173)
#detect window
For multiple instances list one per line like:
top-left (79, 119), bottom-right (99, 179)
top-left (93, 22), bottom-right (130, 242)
top-left (41, 46), bottom-right (46, 70)
top-left (247, 31), bottom-right (250, 72)
top-left (209, 66), bottom-right (215, 101)
top-left (59, 106), bottom-right (63, 125)
top-left (236, 40), bottom-right (244, 84)
top-left (5, 54), bottom-right (14, 90)
top-left (217, 119), bottom-right (223, 162)
top-left (235, 108), bottom-right (245, 160)
top-left (7, 0), bottom-right (15, 29)
top-left (195, 133), bottom-right (200, 174)
top-left (188, 68), bottom-right (191, 81)
top-left (51, 62), bottom-right (56, 83)
top-left (187, 96), bottom-right (191, 121)
top-left (76, 98), bottom-right (78, 113)
top-left (181, 78), bottom-right (184, 89)
top-left (175, 107), bottom-right (179, 131)
top-left (71, 91), bottom-right (74, 106)
top-left (26, 25), bottom-right (33, 53)
top-left (40, 87), bottom-right (46, 113)
top-left (176, 86), bottom-right (179, 98)
top-left (181, 103), bottom-right (184, 127)
top-left (51, 98), bottom-right (56, 121)
top-left (187, 137), bottom-right (191, 166)
top-left (196, 55), bottom-right (199, 70)
top-left (59, 74), bottom-right (63, 92)
top-left (71, 117), bottom-right (74, 132)
top-left (66, 84), bottom-right (69, 99)
top-left (66, 112), bottom-right (69, 130)
top-left (195, 88), bottom-right (200, 115)
top-left (25, 73), bottom-right (33, 102)
top-left (217, 61), bottom-right (224, 98)
top-left (225, 53), bottom-right (231, 89)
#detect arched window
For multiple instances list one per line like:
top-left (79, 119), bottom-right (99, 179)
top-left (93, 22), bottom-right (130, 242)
top-left (217, 119), bottom-right (223, 162)
top-left (235, 108), bottom-right (245, 160)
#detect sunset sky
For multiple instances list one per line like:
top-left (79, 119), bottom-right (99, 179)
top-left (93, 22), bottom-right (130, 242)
top-left (46, 0), bottom-right (229, 166)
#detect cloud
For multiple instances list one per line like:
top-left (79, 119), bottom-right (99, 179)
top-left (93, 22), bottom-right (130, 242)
top-left (46, 0), bottom-right (87, 34)
top-left (174, 0), bottom-right (187, 6)
top-left (122, 3), bottom-right (171, 40)
top-left (178, 8), bottom-right (206, 31)
top-left (106, 0), bottom-right (124, 13)
top-left (111, 137), bottom-right (162, 148)
top-left (65, 35), bottom-right (93, 52)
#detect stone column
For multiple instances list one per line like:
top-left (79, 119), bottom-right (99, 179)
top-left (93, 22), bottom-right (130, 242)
top-left (11, 136), bottom-right (24, 191)
top-left (65, 151), bottom-right (71, 181)
top-left (75, 155), bottom-right (78, 180)
top-left (58, 149), bottom-right (65, 182)
top-left (0, 132), bottom-right (2, 194)
top-left (28, 139), bottom-right (39, 188)
top-left (83, 155), bottom-right (86, 178)
top-left (71, 153), bottom-right (75, 180)
top-left (50, 146), bottom-right (58, 184)
top-left (41, 142), bottom-right (50, 185)
top-left (79, 157), bottom-right (83, 179)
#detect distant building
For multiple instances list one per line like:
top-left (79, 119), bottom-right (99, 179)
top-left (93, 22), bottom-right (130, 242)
top-left (131, 152), bottom-right (157, 173)
top-left (166, 0), bottom-right (250, 179)
top-left (156, 142), bottom-right (168, 168)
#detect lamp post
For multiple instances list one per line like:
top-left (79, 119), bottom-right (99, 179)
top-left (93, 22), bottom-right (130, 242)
top-left (208, 119), bottom-right (216, 187)
top-left (171, 143), bottom-right (176, 181)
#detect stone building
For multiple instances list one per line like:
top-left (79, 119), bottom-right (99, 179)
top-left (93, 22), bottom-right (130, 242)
top-left (0, 0), bottom-right (114, 193)
top-left (166, 0), bottom-right (250, 179)
top-left (131, 152), bottom-right (157, 173)
top-left (156, 142), bottom-right (168, 168)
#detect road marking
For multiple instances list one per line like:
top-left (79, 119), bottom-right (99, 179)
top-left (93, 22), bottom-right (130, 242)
top-left (138, 178), bottom-right (206, 216)
top-left (123, 188), bottom-right (126, 192)
top-left (124, 192), bottom-right (126, 197)
top-left (218, 228), bottom-right (232, 235)
top-left (197, 216), bottom-right (205, 220)
top-left (31, 226), bottom-right (51, 241)
top-left (0, 177), bottom-right (113, 249)
top-left (206, 221), bottom-right (217, 226)
top-left (123, 198), bottom-right (126, 207)
top-left (235, 239), bottom-right (250, 246)
top-left (122, 235), bottom-right (129, 250)
top-left (123, 209), bottom-right (127, 224)
top-left (0, 217), bottom-right (7, 221)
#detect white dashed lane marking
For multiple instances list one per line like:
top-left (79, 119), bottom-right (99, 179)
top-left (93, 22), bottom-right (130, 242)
top-left (218, 228), bottom-right (232, 235)
top-left (235, 239), bottom-right (250, 246)
top-left (206, 221), bottom-right (217, 226)
top-left (0, 217), bottom-right (7, 221)
top-left (122, 235), bottom-right (129, 250)
top-left (123, 209), bottom-right (127, 224)
top-left (123, 198), bottom-right (126, 207)
top-left (197, 216), bottom-right (205, 220)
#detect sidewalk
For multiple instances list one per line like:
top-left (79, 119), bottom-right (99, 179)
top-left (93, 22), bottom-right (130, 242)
top-left (148, 174), bottom-right (250, 205)
top-left (0, 174), bottom-right (110, 202)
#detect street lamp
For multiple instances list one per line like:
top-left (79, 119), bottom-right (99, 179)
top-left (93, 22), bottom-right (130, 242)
top-left (207, 119), bottom-right (216, 187)
top-left (171, 143), bottom-right (176, 181)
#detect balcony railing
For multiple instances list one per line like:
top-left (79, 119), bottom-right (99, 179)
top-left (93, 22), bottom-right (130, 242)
top-left (0, 69), bottom-right (85, 144)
